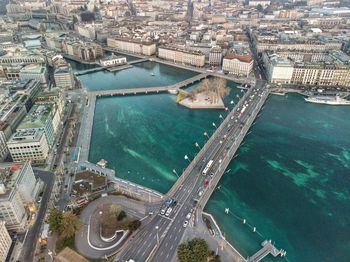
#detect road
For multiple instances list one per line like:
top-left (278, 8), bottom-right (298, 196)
top-left (118, 79), bottom-right (268, 262)
top-left (20, 170), bottom-right (55, 262)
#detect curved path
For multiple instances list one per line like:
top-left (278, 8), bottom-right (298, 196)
top-left (75, 195), bottom-right (149, 259)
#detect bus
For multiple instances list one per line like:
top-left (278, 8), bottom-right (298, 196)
top-left (202, 160), bottom-right (214, 176)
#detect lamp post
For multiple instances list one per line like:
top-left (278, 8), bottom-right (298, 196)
top-left (219, 114), bottom-right (224, 122)
top-left (194, 142), bottom-right (201, 150)
top-left (212, 122), bottom-right (217, 129)
top-left (203, 131), bottom-right (209, 140)
top-left (155, 225), bottom-right (159, 245)
top-left (184, 155), bottom-right (191, 162)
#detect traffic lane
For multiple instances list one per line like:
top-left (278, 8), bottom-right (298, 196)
top-left (121, 216), bottom-right (170, 260)
top-left (21, 170), bottom-right (55, 262)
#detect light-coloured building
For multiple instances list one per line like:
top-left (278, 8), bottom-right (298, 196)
top-left (263, 51), bottom-right (350, 86)
top-left (7, 129), bottom-right (49, 163)
top-left (19, 64), bottom-right (48, 86)
top-left (158, 46), bottom-right (205, 67)
top-left (62, 40), bottom-right (103, 62)
top-left (248, 0), bottom-right (271, 7)
top-left (263, 53), bottom-right (294, 84)
top-left (0, 221), bottom-right (11, 261)
top-left (107, 38), bottom-right (156, 56)
top-left (0, 162), bottom-right (41, 231)
top-left (209, 47), bottom-right (223, 66)
top-left (222, 53), bottom-right (254, 77)
top-left (100, 54), bottom-right (127, 67)
top-left (54, 66), bottom-right (75, 90)
top-left (16, 103), bottom-right (61, 147)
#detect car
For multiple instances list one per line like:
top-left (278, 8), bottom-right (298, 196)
top-left (37, 197), bottom-right (42, 203)
top-left (183, 220), bottom-right (189, 227)
top-left (160, 207), bottom-right (166, 215)
top-left (198, 190), bottom-right (203, 197)
top-left (186, 212), bottom-right (191, 220)
top-left (165, 207), bottom-right (172, 217)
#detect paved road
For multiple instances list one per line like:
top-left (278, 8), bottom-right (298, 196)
top-left (20, 170), bottom-right (55, 262)
top-left (118, 79), bottom-right (268, 262)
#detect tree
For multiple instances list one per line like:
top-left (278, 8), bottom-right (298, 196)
top-left (127, 220), bottom-right (141, 230)
top-left (48, 208), bottom-right (62, 233)
top-left (177, 238), bottom-right (211, 262)
top-left (109, 204), bottom-right (122, 217)
top-left (117, 210), bottom-right (126, 221)
top-left (59, 212), bottom-right (81, 240)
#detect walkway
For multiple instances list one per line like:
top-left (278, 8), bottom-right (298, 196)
top-left (248, 240), bottom-right (283, 262)
top-left (90, 73), bottom-right (208, 97)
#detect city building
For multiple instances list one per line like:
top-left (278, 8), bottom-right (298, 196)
top-left (54, 66), bottom-right (75, 90)
top-left (62, 40), bottom-right (103, 62)
top-left (7, 129), bottom-right (49, 163)
top-left (16, 103), bottom-right (61, 147)
top-left (0, 162), bottom-right (42, 230)
top-left (107, 37), bottom-right (156, 56)
top-left (100, 54), bottom-right (127, 67)
top-left (72, 170), bottom-right (108, 197)
top-left (209, 47), bottom-right (223, 66)
top-left (19, 64), bottom-right (48, 86)
top-left (158, 46), bottom-right (205, 67)
top-left (222, 53), bottom-right (253, 77)
top-left (263, 50), bottom-right (350, 86)
top-left (248, 0), bottom-right (271, 7)
top-left (0, 221), bottom-right (11, 261)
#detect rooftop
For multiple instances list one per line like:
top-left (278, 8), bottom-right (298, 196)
top-left (18, 103), bottom-right (54, 130)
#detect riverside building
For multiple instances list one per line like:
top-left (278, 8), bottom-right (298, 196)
top-left (158, 46), bottom-right (205, 67)
top-left (222, 53), bottom-right (253, 77)
top-left (107, 37), bottom-right (156, 56)
top-left (263, 50), bottom-right (350, 86)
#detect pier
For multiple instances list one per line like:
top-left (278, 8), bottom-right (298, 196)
top-left (248, 240), bottom-right (284, 262)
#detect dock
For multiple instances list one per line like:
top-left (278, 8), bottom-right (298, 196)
top-left (248, 240), bottom-right (285, 262)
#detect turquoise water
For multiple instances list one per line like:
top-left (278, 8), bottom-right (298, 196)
top-left (205, 94), bottom-right (350, 262)
top-left (78, 61), bottom-right (198, 91)
top-left (78, 61), bottom-right (350, 261)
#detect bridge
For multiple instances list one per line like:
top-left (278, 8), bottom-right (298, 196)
top-left (89, 73), bottom-right (209, 97)
top-left (118, 80), bottom-right (275, 262)
top-left (74, 67), bottom-right (104, 76)
top-left (248, 240), bottom-right (285, 262)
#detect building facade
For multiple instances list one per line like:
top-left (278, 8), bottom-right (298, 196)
top-left (107, 38), bottom-right (156, 56)
top-left (222, 53), bottom-right (254, 77)
top-left (100, 54), bottom-right (127, 67)
top-left (158, 46), bottom-right (205, 67)
top-left (0, 221), bottom-right (11, 261)
top-left (209, 47), bottom-right (223, 66)
top-left (7, 129), bottom-right (49, 163)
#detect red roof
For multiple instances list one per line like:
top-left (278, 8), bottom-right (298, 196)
top-left (224, 53), bottom-right (253, 63)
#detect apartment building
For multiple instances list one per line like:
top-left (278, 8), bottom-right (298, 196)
top-left (263, 51), bottom-right (350, 86)
top-left (54, 66), bottom-right (75, 90)
top-left (209, 47), bottom-right (223, 66)
top-left (7, 129), bottom-right (49, 163)
top-left (19, 64), bottom-right (48, 86)
top-left (62, 40), bottom-right (103, 62)
top-left (158, 46), bottom-right (205, 67)
top-left (107, 38), bottom-right (156, 56)
top-left (222, 53), bottom-right (253, 77)
top-left (0, 221), bottom-right (11, 261)
top-left (0, 162), bottom-right (41, 231)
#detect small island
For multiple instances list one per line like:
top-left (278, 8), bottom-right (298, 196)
top-left (177, 78), bottom-right (230, 109)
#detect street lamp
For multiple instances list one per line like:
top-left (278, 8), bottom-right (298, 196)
top-left (219, 114), bottom-right (224, 122)
top-left (194, 142), bottom-right (201, 150)
top-left (184, 155), bottom-right (191, 162)
top-left (212, 122), bottom-right (217, 129)
top-left (172, 169), bottom-right (179, 178)
top-left (203, 131), bottom-right (210, 140)
top-left (155, 225), bottom-right (159, 245)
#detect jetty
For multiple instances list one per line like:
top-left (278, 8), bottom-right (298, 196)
top-left (248, 240), bottom-right (285, 262)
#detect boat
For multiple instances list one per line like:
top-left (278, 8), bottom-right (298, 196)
top-left (304, 95), bottom-right (350, 105)
top-left (151, 72), bottom-right (155, 76)
top-left (271, 91), bottom-right (286, 96)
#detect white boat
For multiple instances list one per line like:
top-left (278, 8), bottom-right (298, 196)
top-left (151, 72), bottom-right (155, 76)
top-left (271, 92), bottom-right (286, 96)
top-left (168, 89), bottom-right (178, 94)
top-left (305, 95), bottom-right (350, 105)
